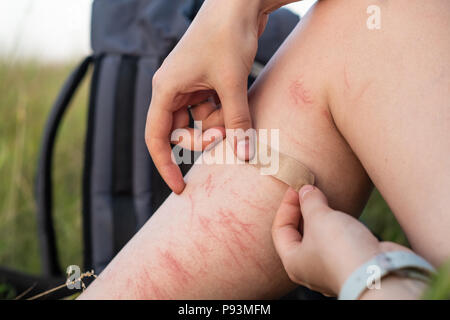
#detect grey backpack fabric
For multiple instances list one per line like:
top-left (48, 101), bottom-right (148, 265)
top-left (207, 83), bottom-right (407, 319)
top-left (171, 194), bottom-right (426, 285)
top-left (36, 0), bottom-right (299, 276)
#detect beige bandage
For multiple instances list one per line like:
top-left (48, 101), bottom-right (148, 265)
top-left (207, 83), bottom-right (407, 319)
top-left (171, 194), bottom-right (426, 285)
top-left (249, 142), bottom-right (315, 191)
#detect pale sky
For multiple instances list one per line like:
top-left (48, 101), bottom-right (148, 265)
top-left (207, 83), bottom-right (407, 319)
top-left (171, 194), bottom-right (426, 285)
top-left (0, 0), bottom-right (316, 62)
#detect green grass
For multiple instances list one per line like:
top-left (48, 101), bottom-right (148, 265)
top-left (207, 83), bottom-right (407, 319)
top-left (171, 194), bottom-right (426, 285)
top-left (0, 60), bottom-right (88, 275)
top-left (0, 60), bottom-right (448, 299)
top-left (361, 190), bottom-right (409, 247)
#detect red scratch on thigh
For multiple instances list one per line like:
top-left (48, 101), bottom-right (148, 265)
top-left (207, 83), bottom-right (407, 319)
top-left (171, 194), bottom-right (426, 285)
top-left (197, 210), bottom-right (248, 269)
top-left (191, 240), bottom-right (210, 276)
top-left (197, 215), bottom-right (222, 242)
top-left (222, 176), bottom-right (233, 185)
top-left (187, 194), bottom-right (195, 231)
top-left (283, 130), bottom-right (321, 158)
top-left (214, 274), bottom-right (235, 288)
top-left (353, 80), bottom-right (372, 102)
top-left (289, 78), bottom-right (314, 106)
top-left (343, 65), bottom-right (372, 102)
top-left (138, 267), bottom-right (168, 299)
top-left (224, 209), bottom-right (257, 242)
top-left (204, 173), bottom-right (214, 197)
top-left (215, 209), bottom-right (270, 278)
top-left (343, 65), bottom-right (351, 91)
top-left (192, 240), bottom-right (210, 264)
top-left (230, 189), bottom-right (268, 213)
top-left (158, 249), bottom-right (193, 284)
top-left (223, 240), bottom-right (244, 268)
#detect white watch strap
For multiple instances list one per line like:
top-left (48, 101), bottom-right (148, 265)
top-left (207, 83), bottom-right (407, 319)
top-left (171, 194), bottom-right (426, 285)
top-left (338, 251), bottom-right (435, 300)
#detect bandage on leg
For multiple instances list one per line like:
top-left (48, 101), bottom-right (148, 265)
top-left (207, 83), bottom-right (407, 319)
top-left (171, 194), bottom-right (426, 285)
top-left (248, 142), bottom-right (315, 191)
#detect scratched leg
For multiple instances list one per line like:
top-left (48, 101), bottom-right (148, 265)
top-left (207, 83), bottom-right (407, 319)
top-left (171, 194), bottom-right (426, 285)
top-left (79, 2), bottom-right (372, 299)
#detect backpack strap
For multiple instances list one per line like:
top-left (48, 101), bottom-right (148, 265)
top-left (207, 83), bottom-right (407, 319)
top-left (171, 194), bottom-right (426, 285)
top-left (36, 56), bottom-right (93, 276)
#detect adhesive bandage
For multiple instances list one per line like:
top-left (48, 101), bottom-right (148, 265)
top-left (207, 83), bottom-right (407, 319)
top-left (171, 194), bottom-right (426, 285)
top-left (248, 142), bottom-right (315, 191)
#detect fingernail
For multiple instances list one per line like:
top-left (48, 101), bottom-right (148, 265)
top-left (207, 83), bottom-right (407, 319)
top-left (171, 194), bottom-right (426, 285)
top-left (299, 185), bottom-right (314, 201)
top-left (236, 139), bottom-right (255, 160)
top-left (204, 135), bottom-right (221, 151)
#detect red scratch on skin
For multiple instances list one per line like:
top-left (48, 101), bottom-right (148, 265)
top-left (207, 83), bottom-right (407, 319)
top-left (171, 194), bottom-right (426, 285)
top-left (353, 80), bottom-right (372, 102)
top-left (146, 277), bottom-right (168, 300)
top-left (289, 79), bottom-right (314, 106)
top-left (191, 240), bottom-right (210, 277)
top-left (222, 258), bottom-right (232, 268)
top-left (223, 209), bottom-right (257, 242)
top-left (188, 194), bottom-right (194, 213)
top-left (283, 130), bottom-right (321, 158)
top-left (197, 210), bottom-right (246, 269)
top-left (196, 214), bottom-right (245, 269)
top-left (139, 268), bottom-right (168, 299)
top-left (217, 210), bottom-right (253, 255)
top-left (223, 239), bottom-right (244, 268)
top-left (158, 249), bottom-right (193, 284)
top-left (321, 108), bottom-right (333, 123)
top-left (192, 240), bottom-right (210, 266)
top-left (343, 65), bottom-right (351, 91)
top-left (193, 240), bottom-right (209, 256)
top-left (222, 176), bottom-right (233, 185)
top-left (187, 194), bottom-right (195, 231)
top-left (197, 215), bottom-right (221, 242)
top-left (343, 65), bottom-right (372, 102)
top-left (204, 174), bottom-right (214, 197)
top-left (215, 209), bottom-right (270, 279)
top-left (229, 189), bottom-right (269, 213)
top-left (214, 274), bottom-right (235, 288)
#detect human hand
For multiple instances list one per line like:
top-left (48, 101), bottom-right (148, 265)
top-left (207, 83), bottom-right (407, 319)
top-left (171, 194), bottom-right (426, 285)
top-left (272, 185), bottom-right (409, 296)
top-left (145, 0), bottom-right (278, 194)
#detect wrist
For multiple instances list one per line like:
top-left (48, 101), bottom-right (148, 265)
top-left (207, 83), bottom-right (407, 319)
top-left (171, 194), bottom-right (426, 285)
top-left (333, 243), bottom-right (384, 294)
top-left (201, 0), bottom-right (262, 28)
top-left (359, 274), bottom-right (427, 300)
top-left (337, 250), bottom-right (434, 299)
top-left (258, 0), bottom-right (295, 13)
top-left (207, 0), bottom-right (294, 15)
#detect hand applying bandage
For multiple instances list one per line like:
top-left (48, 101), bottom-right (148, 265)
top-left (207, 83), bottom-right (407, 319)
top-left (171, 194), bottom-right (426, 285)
top-left (272, 186), bottom-right (434, 299)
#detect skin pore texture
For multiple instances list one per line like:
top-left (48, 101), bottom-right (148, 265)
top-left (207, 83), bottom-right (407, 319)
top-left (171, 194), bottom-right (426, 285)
top-left (80, 0), bottom-right (450, 299)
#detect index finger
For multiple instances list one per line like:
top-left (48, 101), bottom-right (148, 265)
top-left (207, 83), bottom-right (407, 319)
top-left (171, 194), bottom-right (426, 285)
top-left (146, 94), bottom-right (185, 194)
top-left (272, 187), bottom-right (303, 257)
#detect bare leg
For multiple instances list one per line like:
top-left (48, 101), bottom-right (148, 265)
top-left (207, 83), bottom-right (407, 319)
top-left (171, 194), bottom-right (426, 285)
top-left (80, 0), bottom-right (449, 299)
top-left (79, 3), bottom-right (371, 300)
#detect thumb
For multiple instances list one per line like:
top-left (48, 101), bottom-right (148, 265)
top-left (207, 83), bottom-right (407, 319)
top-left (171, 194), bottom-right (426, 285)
top-left (298, 185), bottom-right (332, 220)
top-left (217, 79), bottom-right (254, 161)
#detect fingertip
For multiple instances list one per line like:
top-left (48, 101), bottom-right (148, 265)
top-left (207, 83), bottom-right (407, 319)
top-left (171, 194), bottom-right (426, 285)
top-left (286, 186), bottom-right (299, 196)
top-left (171, 180), bottom-right (186, 194)
top-left (299, 185), bottom-right (315, 202)
top-left (283, 187), bottom-right (300, 205)
top-left (236, 138), bottom-right (255, 161)
top-left (298, 185), bottom-right (330, 217)
top-left (168, 174), bottom-right (185, 194)
top-left (202, 127), bottom-right (225, 151)
top-left (160, 163), bottom-right (185, 194)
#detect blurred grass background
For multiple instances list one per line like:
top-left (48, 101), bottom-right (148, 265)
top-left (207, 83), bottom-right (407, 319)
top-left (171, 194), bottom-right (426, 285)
top-left (0, 60), bottom-right (448, 299)
top-left (0, 60), bottom-right (87, 275)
